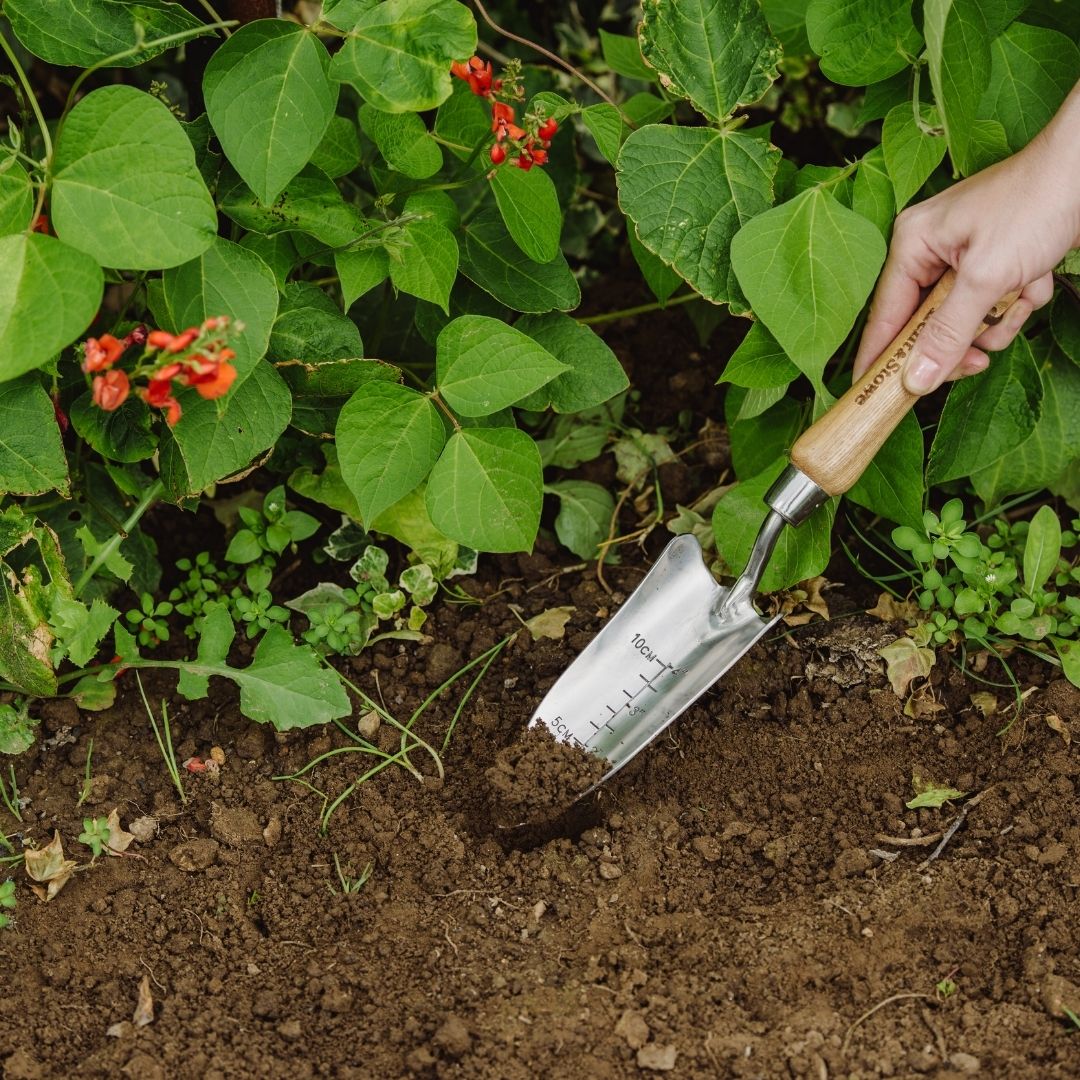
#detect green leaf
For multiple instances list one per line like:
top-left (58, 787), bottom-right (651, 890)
top-left (627, 230), bottom-right (683, 306)
top-left (850, 145), bottom-right (895, 238)
top-left (405, 190), bottom-right (460, 231)
top-left (359, 104), bottom-right (442, 179)
top-left (598, 29), bottom-right (656, 81)
top-left (617, 125), bottom-right (780, 308)
top-left (371, 484), bottom-right (460, 576)
top-left (720, 322), bottom-right (800, 388)
top-left (513, 313), bottom-right (628, 413)
top-left (218, 165), bottom-right (365, 248)
top-left (310, 115), bottom-right (362, 179)
top-left (4, 0), bottom-right (204, 68)
top-left (76, 523), bottom-right (132, 583)
top-left (239, 233), bottom-right (299, 291)
top-left (177, 602), bottom-right (235, 700)
top-left (977, 23), bottom-right (1080, 153)
top-left (268, 305), bottom-right (362, 363)
top-left (322, 0), bottom-right (380, 29)
top-left (0, 233), bottom-right (103, 382)
top-left (712, 456), bottom-right (834, 590)
top-left (51, 85), bottom-right (216, 270)
top-left (882, 103), bottom-right (948, 209)
top-left (1024, 504), bottom-right (1061, 595)
top-left (927, 335), bottom-right (1043, 486)
top-left (433, 80), bottom-right (490, 161)
top-left (1050, 636), bottom-right (1080, 688)
top-left (546, 480), bottom-right (614, 560)
top-left (0, 375), bottom-right (69, 495)
top-left (204, 19), bottom-right (337, 205)
top-left (0, 160), bottom-right (33, 234)
top-left (335, 246), bottom-right (390, 308)
top-left (728, 394), bottom-right (802, 479)
top-left (160, 236), bottom-right (279, 388)
top-left (0, 557), bottom-right (56, 697)
top-left (1051, 292), bottom-right (1080, 365)
top-left (48, 595), bottom-right (118, 667)
top-left (159, 361), bottom-right (293, 499)
top-left (388, 219), bottom-right (458, 313)
top-left (289, 444), bottom-right (362, 519)
top-left (0, 702), bottom-right (36, 755)
top-left (337, 381), bottom-right (446, 524)
top-left (581, 103), bottom-right (628, 165)
top-left (846, 411), bottom-right (925, 530)
top-left (924, 0), bottom-right (993, 176)
top-left (730, 187), bottom-right (886, 385)
top-left (68, 393), bottom-right (156, 465)
top-left (490, 165), bottom-right (562, 265)
top-left (460, 208), bottom-right (580, 314)
top-left (907, 777), bottom-right (967, 809)
top-left (427, 428), bottom-right (543, 552)
top-left (761, 0), bottom-right (812, 55)
top-left (728, 385), bottom-right (786, 422)
top-left (639, 0), bottom-right (781, 121)
top-left (436, 315), bottom-right (566, 416)
top-left (537, 414), bottom-right (616, 469)
top-left (278, 356), bottom-right (396, 437)
top-left (329, 0), bottom-right (476, 113)
top-left (806, 0), bottom-right (921, 85)
top-left (971, 343), bottom-right (1080, 505)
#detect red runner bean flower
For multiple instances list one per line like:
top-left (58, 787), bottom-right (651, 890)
top-left (91, 369), bottom-right (129, 411)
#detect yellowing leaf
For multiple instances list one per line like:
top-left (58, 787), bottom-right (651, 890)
top-left (134, 974), bottom-right (155, 1027)
top-left (24, 831), bottom-right (77, 901)
top-left (907, 772), bottom-right (968, 809)
top-left (105, 808), bottom-right (136, 855)
top-left (523, 606), bottom-right (575, 641)
top-left (878, 636), bottom-right (935, 697)
top-left (969, 691), bottom-right (998, 717)
top-left (867, 592), bottom-right (919, 624)
top-left (1046, 713), bottom-right (1071, 747)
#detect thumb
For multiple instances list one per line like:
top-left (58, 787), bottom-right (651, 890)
top-left (903, 271), bottom-right (1005, 395)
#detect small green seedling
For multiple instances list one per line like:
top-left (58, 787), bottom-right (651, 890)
top-left (78, 816), bottom-right (111, 860)
top-left (169, 552), bottom-right (240, 636)
top-left (0, 766), bottom-right (22, 822)
top-left (331, 852), bottom-right (372, 895)
top-left (125, 592), bottom-right (174, 647)
top-left (76, 737), bottom-right (94, 808)
top-left (225, 485), bottom-right (319, 565)
top-left (936, 978), bottom-right (958, 999)
top-left (231, 564), bottom-right (290, 639)
top-left (0, 878), bottom-right (15, 929)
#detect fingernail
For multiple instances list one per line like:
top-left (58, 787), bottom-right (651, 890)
top-left (904, 356), bottom-right (940, 395)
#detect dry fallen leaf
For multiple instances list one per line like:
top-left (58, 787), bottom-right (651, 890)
top-left (970, 691), bottom-right (998, 718)
top-left (24, 831), bottom-right (77, 902)
top-left (781, 576), bottom-right (833, 626)
top-left (134, 975), bottom-right (154, 1027)
top-left (878, 636), bottom-right (936, 697)
top-left (867, 593), bottom-right (919, 624)
top-left (904, 686), bottom-right (945, 718)
top-left (105, 808), bottom-right (136, 855)
top-left (523, 606), bottom-right (575, 641)
top-left (1046, 714), bottom-right (1071, 746)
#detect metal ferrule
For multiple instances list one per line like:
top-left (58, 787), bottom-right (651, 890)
top-left (764, 465), bottom-right (829, 527)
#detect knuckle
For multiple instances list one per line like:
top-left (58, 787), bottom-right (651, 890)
top-left (920, 316), bottom-right (968, 355)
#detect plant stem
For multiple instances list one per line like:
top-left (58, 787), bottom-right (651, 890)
top-left (577, 291), bottom-right (699, 326)
top-left (193, 0), bottom-right (231, 35)
top-left (0, 33), bottom-right (52, 167)
top-left (428, 390), bottom-right (462, 431)
top-left (471, 0), bottom-right (632, 124)
top-left (73, 478), bottom-right (164, 598)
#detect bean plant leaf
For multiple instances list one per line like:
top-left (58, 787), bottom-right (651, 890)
top-left (268, 306), bottom-right (362, 363)
top-left (846, 411), bottom-right (925, 530)
top-left (159, 361), bottom-right (293, 499)
top-left (761, 0), bottom-right (812, 55)
top-left (730, 187), bottom-right (886, 385)
top-left (337, 381), bottom-right (446, 524)
top-left (927, 335), bottom-right (1043, 486)
top-left (977, 23), bottom-right (1080, 153)
top-left (1051, 292), bottom-right (1080, 365)
top-left (330, 0), bottom-right (477, 113)
top-left (460, 208), bottom-right (580, 313)
top-left (51, 85), bottom-right (217, 270)
top-left (882, 103), bottom-right (948, 209)
top-left (388, 219), bottom-right (458, 313)
top-left (427, 428), bottom-right (543, 552)
top-left (712, 456), bottom-right (835, 591)
top-left (0, 233), bottom-right (103, 382)
top-left (582, 103), bottom-right (628, 165)
top-left (806, 0), bottom-right (921, 86)
top-left (490, 165), bottom-right (562, 265)
top-left (728, 395), bottom-right (802, 479)
top-left (850, 147), bottom-right (895, 238)
top-left (971, 344), bottom-right (1080, 505)
top-left (1023, 504), bottom-right (1061, 594)
top-left (436, 315), bottom-right (566, 416)
top-left (433, 81), bottom-right (490, 161)
top-left (514, 313), bottom-right (629, 413)
top-left (617, 125), bottom-right (780, 308)
top-left (720, 322), bottom-right (800, 388)
top-left (545, 480), bottom-right (615, 560)
top-left (359, 104), bottom-right (442, 179)
top-left (203, 19), bottom-right (337, 205)
top-left (160, 237), bottom-right (279, 388)
top-left (4, 0), bottom-right (205, 68)
top-left (0, 161), bottom-right (33, 234)
top-left (0, 375), bottom-right (69, 495)
top-left (311, 115), bottom-right (362, 178)
top-left (598, 29), bottom-right (656, 81)
top-left (336, 246), bottom-right (390, 308)
top-left (638, 0), bottom-right (782, 121)
top-left (68, 393), bottom-right (157, 465)
top-left (924, 0), bottom-right (993, 176)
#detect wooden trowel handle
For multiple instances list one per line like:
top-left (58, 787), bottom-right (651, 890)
top-left (788, 270), bottom-right (1020, 496)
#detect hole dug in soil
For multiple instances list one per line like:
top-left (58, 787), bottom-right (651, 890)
top-left (1, 549), bottom-right (1079, 1080)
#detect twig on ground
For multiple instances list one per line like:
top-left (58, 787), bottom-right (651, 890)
top-left (917, 787), bottom-right (995, 871)
top-left (874, 831), bottom-right (945, 848)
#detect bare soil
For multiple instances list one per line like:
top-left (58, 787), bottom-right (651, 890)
top-left (2, 296), bottom-right (1079, 1079)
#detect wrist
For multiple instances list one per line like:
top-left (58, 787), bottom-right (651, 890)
top-left (1040, 81), bottom-right (1080, 246)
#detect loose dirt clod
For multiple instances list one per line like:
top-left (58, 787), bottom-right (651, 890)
top-left (485, 722), bottom-right (607, 825)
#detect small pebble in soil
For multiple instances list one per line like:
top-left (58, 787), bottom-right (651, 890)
top-left (168, 838), bottom-right (219, 872)
top-left (485, 723), bottom-right (607, 826)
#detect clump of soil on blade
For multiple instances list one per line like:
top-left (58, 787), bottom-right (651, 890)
top-left (485, 722), bottom-right (607, 827)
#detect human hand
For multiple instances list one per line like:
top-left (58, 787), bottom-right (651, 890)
top-left (853, 83), bottom-right (1080, 395)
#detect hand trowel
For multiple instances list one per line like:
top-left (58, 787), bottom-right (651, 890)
top-left (530, 271), bottom-right (1018, 790)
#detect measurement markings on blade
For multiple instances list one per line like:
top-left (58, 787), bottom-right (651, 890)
top-left (590, 633), bottom-right (688, 733)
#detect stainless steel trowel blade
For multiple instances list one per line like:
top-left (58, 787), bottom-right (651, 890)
top-left (529, 533), bottom-right (781, 786)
